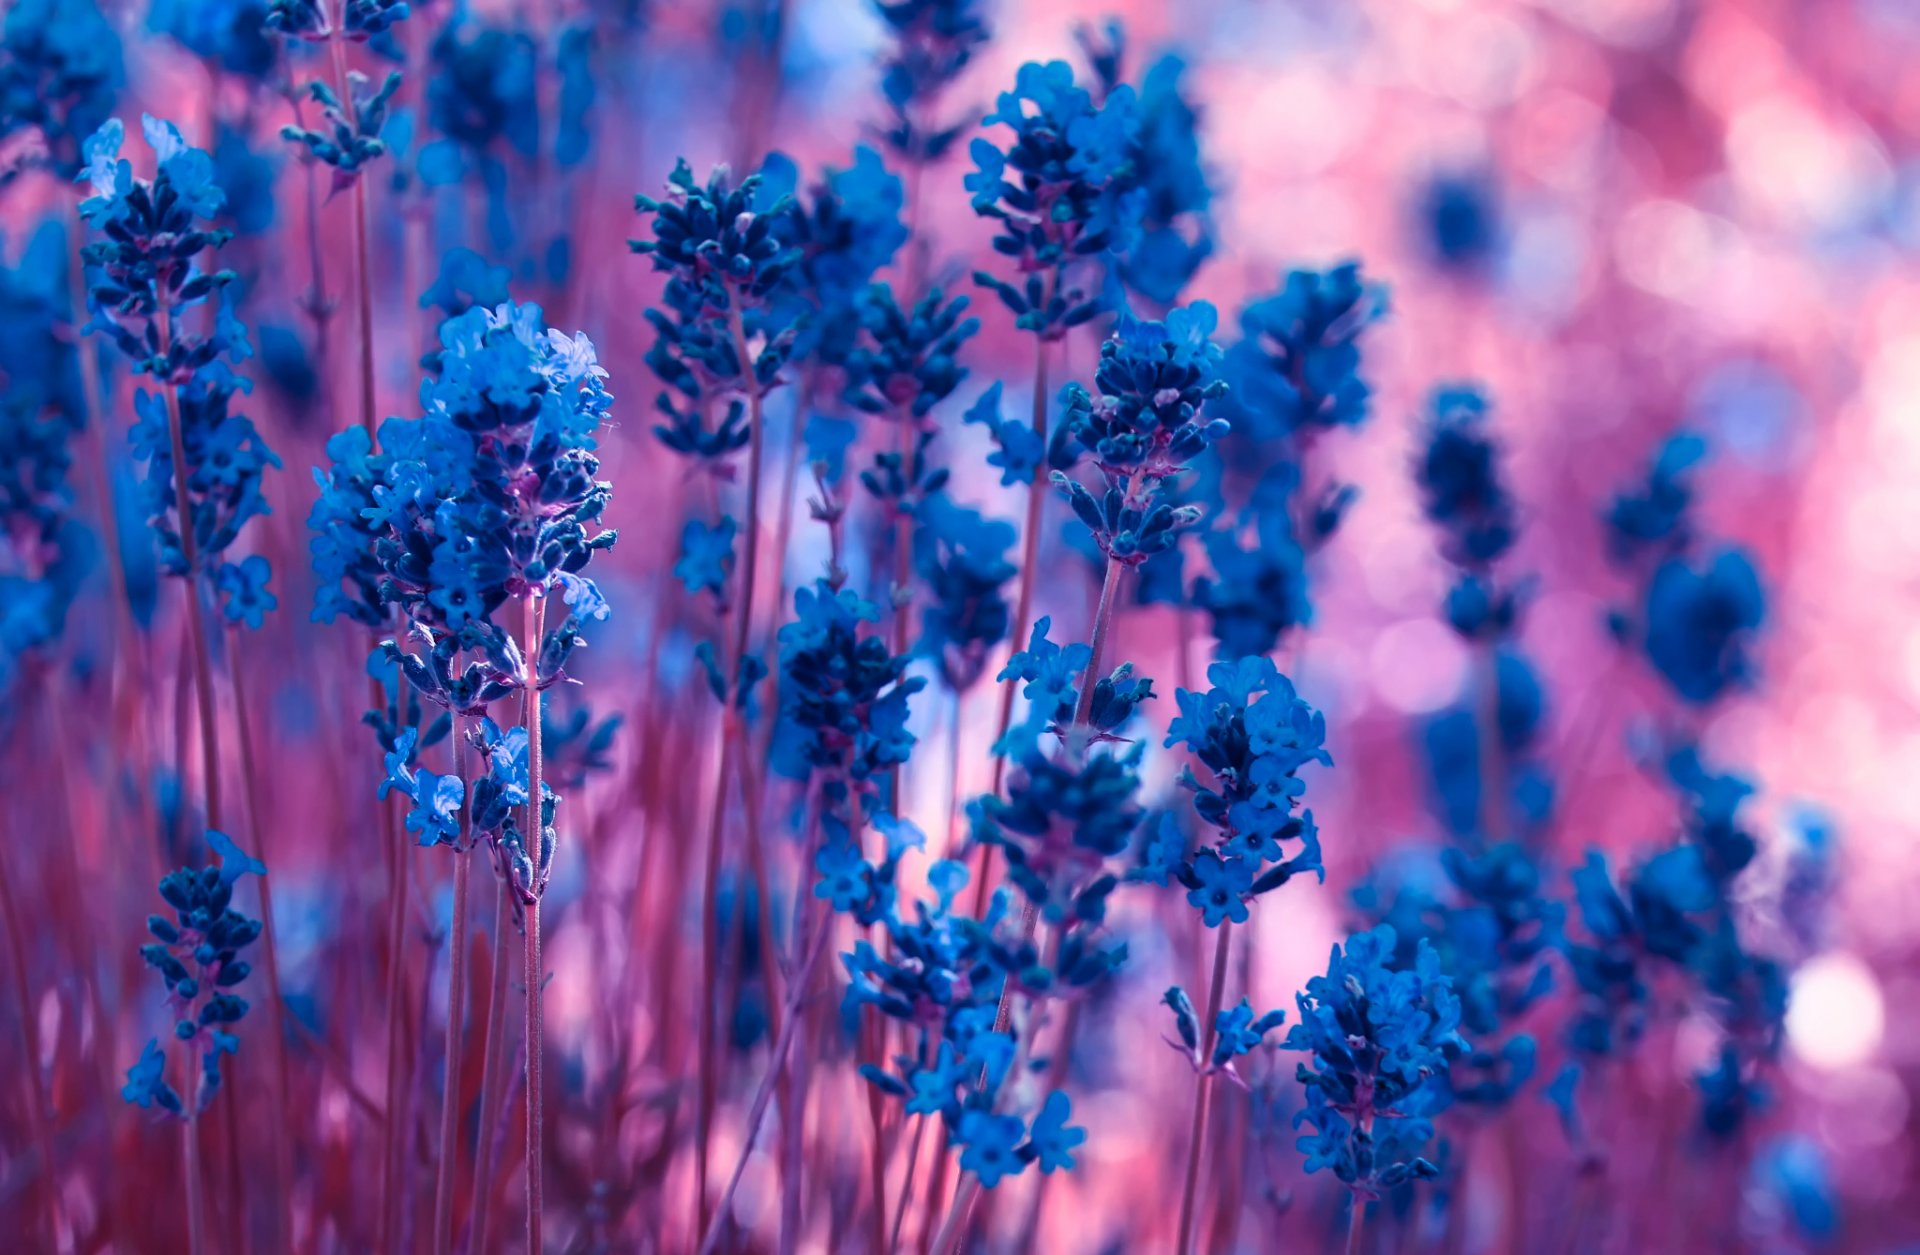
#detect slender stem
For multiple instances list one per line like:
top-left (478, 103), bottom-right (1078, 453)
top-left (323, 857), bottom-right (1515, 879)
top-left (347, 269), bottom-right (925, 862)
top-left (523, 596), bottom-right (548, 1255)
top-left (889, 1113), bottom-right (930, 1255)
top-left (1345, 1196), bottom-right (1367, 1255)
top-left (377, 643), bottom-right (410, 1255)
top-left (227, 625), bottom-right (293, 1255)
top-left (466, 865), bottom-right (512, 1255)
top-left (327, 28), bottom-right (378, 440)
top-left (157, 311), bottom-right (223, 832)
top-left (971, 336), bottom-right (1051, 921)
top-left (185, 1066), bottom-right (208, 1255)
top-left (697, 910), bottom-right (835, 1255)
top-left (0, 845), bottom-right (58, 1247)
top-left (692, 305), bottom-right (773, 1234)
top-left (1174, 921), bottom-right (1234, 1255)
top-left (432, 717), bottom-right (473, 1255)
top-left (1073, 557), bottom-right (1123, 726)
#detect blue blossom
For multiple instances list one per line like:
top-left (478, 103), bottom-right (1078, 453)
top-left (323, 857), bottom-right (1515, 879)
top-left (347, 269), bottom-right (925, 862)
top-left (777, 581), bottom-right (925, 806)
top-left (962, 380), bottom-right (1076, 487)
top-left (635, 158), bottom-right (802, 470)
top-left (1285, 926), bottom-right (1466, 1196)
top-left (874, 0), bottom-right (992, 164)
top-left (81, 117), bottom-right (280, 588)
top-left (956, 1110), bottom-right (1029, 1188)
top-left (421, 247), bottom-right (512, 318)
top-left (1747, 1135), bottom-right (1838, 1243)
top-left (969, 61), bottom-right (1144, 340)
top-left (674, 516), bottom-right (737, 601)
top-left (0, 221), bottom-right (88, 690)
top-left (1607, 431), bottom-right (1706, 567)
top-left (915, 493), bottom-right (1016, 691)
top-left (1416, 385), bottom-right (1514, 570)
top-left (1116, 55), bottom-right (1214, 305)
top-left (150, 0), bottom-right (276, 81)
top-left (0, 0), bottom-right (122, 176)
top-left (1419, 172), bottom-right (1501, 273)
top-left (129, 838), bottom-right (265, 1118)
top-left (1193, 469), bottom-right (1312, 657)
top-left (1027, 1091), bottom-right (1086, 1173)
top-left (216, 555), bottom-right (276, 630)
top-left (766, 147), bottom-right (910, 367)
top-left (1642, 547), bottom-right (1766, 705)
top-left (279, 71), bottom-right (403, 193)
top-left (1218, 263), bottom-right (1386, 442)
top-left (1210, 998), bottom-right (1286, 1066)
top-left (1165, 656), bottom-right (1330, 919)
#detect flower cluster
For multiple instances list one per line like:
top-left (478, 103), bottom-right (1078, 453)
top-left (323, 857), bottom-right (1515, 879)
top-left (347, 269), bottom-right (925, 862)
top-left (0, 223), bottom-right (88, 690)
top-left (279, 70), bottom-right (403, 192)
top-left (316, 301), bottom-right (614, 665)
top-left (1164, 656), bottom-right (1331, 926)
top-left (1561, 748), bottom-right (1790, 1136)
top-left (968, 60), bottom-right (1142, 340)
top-left (124, 832), bottom-right (266, 1118)
top-left (846, 863), bottom-right (1089, 1191)
top-left (634, 159), bottom-right (801, 467)
top-left (1218, 263), bottom-right (1386, 443)
top-left (777, 582), bottom-right (924, 812)
top-left (914, 493), bottom-right (1016, 691)
top-left (1162, 986), bottom-right (1287, 1075)
top-left (1603, 433), bottom-right (1767, 706)
top-left (762, 147), bottom-right (909, 369)
top-left (1285, 925), bottom-right (1468, 1196)
top-left (1192, 471), bottom-right (1312, 658)
top-left (1116, 54), bottom-right (1214, 306)
top-left (81, 116), bottom-right (281, 614)
top-left (873, 0), bottom-right (991, 164)
top-left (1053, 303), bottom-right (1228, 564)
top-left (0, 0), bottom-right (122, 177)
top-left (148, 0), bottom-right (278, 82)
top-left (266, 0), bottom-right (410, 41)
top-left (1415, 385), bottom-right (1516, 574)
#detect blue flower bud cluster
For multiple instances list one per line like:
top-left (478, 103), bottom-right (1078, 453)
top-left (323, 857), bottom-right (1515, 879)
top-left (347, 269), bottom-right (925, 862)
top-left (873, 0), bottom-right (990, 165)
top-left (968, 60), bottom-right (1144, 341)
top-left (280, 70), bottom-right (403, 192)
top-left (1053, 303), bottom-right (1228, 566)
top-left (124, 832), bottom-right (266, 1119)
top-left (1285, 925), bottom-right (1469, 1196)
top-left (82, 116), bottom-right (281, 611)
top-left (0, 0), bottom-right (122, 177)
top-left (1164, 656), bottom-right (1332, 926)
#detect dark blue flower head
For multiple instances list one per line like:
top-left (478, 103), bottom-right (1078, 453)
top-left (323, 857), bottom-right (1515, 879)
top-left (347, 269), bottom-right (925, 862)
top-left (1164, 656), bottom-right (1331, 923)
top-left (764, 147), bottom-right (909, 367)
top-left (1642, 547), bottom-right (1766, 706)
top-left (777, 581), bottom-right (925, 809)
top-left (1219, 263), bottom-right (1386, 442)
top-left (267, 0), bottom-right (409, 41)
top-left (1053, 302), bottom-right (1228, 565)
top-left (914, 493), bottom-right (1016, 691)
top-left (280, 70), bottom-right (403, 193)
top-left (635, 158), bottom-right (803, 466)
top-left (0, 222), bottom-right (88, 688)
top-left (128, 833), bottom-right (265, 1118)
top-left (873, 0), bottom-right (991, 164)
top-left (632, 158), bottom-right (802, 314)
top-left (150, 0), bottom-right (278, 81)
top-left (1284, 925), bottom-right (1467, 1196)
top-left (1416, 385), bottom-right (1515, 570)
top-left (1117, 55), bottom-right (1214, 306)
top-left (1606, 431), bottom-right (1706, 567)
top-left (845, 285), bottom-right (980, 421)
top-left (0, 0), bottom-right (122, 177)
top-left (1418, 172), bottom-right (1500, 273)
top-left (1193, 470), bottom-right (1311, 658)
top-left (968, 60), bottom-right (1144, 341)
top-left (424, 17), bottom-right (537, 157)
